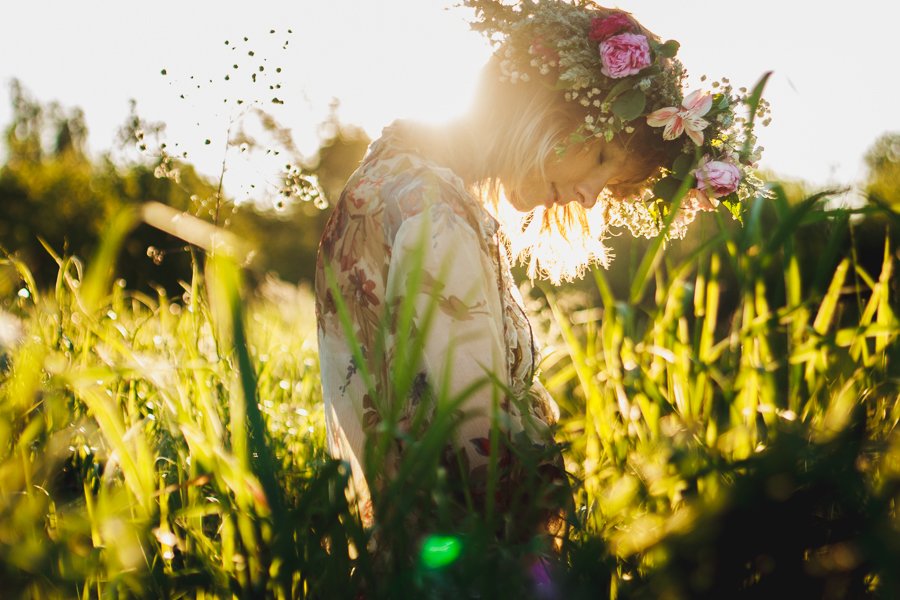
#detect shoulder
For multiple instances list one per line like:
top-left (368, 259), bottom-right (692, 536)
top-left (352, 141), bottom-right (490, 239)
top-left (382, 162), bottom-right (470, 223)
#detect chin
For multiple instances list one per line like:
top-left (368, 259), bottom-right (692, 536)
top-left (502, 182), bottom-right (555, 213)
top-left (507, 190), bottom-right (535, 213)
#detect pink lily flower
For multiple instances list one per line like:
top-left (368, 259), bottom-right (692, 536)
top-left (646, 90), bottom-right (713, 146)
top-left (688, 188), bottom-right (719, 211)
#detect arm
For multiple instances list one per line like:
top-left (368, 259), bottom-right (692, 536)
top-left (383, 200), bottom-right (508, 471)
top-left (376, 185), bottom-right (570, 540)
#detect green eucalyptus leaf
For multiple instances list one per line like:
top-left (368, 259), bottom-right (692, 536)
top-left (671, 154), bottom-right (694, 179)
top-left (604, 79), bottom-right (635, 104)
top-left (612, 89), bottom-right (646, 121)
top-left (653, 176), bottom-right (681, 202)
top-left (658, 40), bottom-right (680, 58)
top-left (741, 71), bottom-right (773, 159)
top-left (637, 65), bottom-right (662, 78)
top-left (721, 195), bottom-right (743, 222)
top-left (646, 199), bottom-right (663, 220)
top-left (745, 72), bottom-right (772, 117)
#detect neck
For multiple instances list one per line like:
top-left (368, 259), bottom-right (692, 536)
top-left (393, 118), bottom-right (487, 187)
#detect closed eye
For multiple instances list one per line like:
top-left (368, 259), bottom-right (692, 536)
top-left (612, 173), bottom-right (651, 187)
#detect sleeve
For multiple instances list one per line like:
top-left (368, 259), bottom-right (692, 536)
top-left (383, 200), bottom-right (508, 469)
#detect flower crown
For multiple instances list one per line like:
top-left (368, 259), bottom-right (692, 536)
top-left (466, 0), bottom-right (771, 239)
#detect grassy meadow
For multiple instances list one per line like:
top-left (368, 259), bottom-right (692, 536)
top-left (0, 186), bottom-right (899, 599)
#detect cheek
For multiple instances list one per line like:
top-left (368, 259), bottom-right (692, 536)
top-left (507, 189), bottom-right (529, 211)
top-left (551, 154), bottom-right (594, 180)
top-left (504, 185), bottom-right (536, 212)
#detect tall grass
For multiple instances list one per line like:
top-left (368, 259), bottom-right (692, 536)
top-left (0, 189), bottom-right (897, 598)
top-left (542, 188), bottom-right (900, 597)
top-left (0, 214), bottom-right (349, 598)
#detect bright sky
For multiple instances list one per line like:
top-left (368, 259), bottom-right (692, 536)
top-left (2, 0), bottom-right (898, 200)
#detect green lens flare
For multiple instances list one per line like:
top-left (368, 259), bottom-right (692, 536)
top-left (420, 535), bottom-right (462, 569)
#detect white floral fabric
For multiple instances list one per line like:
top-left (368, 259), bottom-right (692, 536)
top-left (314, 123), bottom-right (560, 527)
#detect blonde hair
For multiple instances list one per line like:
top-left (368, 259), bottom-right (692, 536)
top-left (463, 56), bottom-right (637, 284)
top-left (464, 56), bottom-right (576, 200)
top-left (396, 41), bottom-right (673, 284)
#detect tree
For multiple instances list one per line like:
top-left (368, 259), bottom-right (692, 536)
top-left (0, 81), bottom-right (219, 295)
top-left (864, 132), bottom-right (900, 208)
top-left (0, 82), bottom-right (369, 294)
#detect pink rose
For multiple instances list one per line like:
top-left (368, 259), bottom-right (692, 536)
top-left (599, 33), bottom-right (651, 79)
top-left (589, 13), bottom-right (632, 41)
top-left (694, 159), bottom-right (741, 198)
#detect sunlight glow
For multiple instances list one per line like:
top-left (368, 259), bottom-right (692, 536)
top-left (1, 1), bottom-right (898, 188)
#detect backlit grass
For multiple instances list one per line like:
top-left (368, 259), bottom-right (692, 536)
top-left (0, 189), bottom-right (898, 598)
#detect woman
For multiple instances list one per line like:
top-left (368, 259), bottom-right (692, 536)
top-left (314, 0), bottom-right (765, 540)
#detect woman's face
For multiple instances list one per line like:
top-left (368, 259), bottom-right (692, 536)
top-left (507, 138), bottom-right (648, 212)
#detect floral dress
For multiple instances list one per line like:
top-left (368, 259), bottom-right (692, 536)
top-left (314, 123), bottom-right (562, 529)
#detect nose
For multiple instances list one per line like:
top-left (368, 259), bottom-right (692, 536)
top-left (574, 177), bottom-right (609, 209)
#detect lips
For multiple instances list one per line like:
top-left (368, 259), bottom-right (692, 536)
top-left (546, 182), bottom-right (560, 208)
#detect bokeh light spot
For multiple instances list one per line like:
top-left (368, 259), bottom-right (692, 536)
top-left (420, 535), bottom-right (462, 570)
